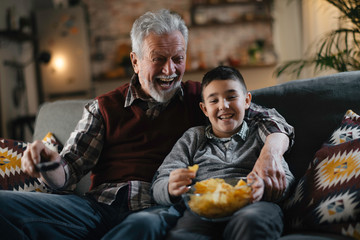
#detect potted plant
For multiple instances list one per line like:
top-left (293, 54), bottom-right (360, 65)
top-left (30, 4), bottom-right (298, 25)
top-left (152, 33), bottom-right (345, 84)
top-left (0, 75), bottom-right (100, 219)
top-left (275, 0), bottom-right (360, 77)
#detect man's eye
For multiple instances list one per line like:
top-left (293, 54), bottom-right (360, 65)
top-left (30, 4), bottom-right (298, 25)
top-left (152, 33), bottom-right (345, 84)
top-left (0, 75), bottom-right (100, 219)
top-left (173, 56), bottom-right (184, 63)
top-left (153, 57), bottom-right (165, 63)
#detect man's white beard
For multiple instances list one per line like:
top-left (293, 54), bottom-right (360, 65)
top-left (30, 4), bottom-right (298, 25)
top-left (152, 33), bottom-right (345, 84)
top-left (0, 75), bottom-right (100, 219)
top-left (149, 80), bottom-right (182, 103)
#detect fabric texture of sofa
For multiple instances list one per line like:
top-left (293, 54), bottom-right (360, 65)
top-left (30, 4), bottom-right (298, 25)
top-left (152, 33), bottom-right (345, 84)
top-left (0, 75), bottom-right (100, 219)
top-left (2, 71), bottom-right (360, 239)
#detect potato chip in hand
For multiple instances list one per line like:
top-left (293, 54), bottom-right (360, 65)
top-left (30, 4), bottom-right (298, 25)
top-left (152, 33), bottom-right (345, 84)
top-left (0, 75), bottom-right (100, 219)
top-left (188, 164), bottom-right (199, 173)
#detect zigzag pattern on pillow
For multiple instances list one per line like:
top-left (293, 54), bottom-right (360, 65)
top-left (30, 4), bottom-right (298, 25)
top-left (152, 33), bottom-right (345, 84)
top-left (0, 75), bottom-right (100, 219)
top-left (283, 110), bottom-right (360, 239)
top-left (0, 133), bottom-right (62, 192)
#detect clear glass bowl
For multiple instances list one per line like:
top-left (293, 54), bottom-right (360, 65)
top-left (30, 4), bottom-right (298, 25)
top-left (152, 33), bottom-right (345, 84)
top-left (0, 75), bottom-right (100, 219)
top-left (182, 177), bottom-right (252, 222)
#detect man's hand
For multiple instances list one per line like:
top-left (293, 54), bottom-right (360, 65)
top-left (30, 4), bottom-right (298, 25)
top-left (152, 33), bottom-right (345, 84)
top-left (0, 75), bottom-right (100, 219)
top-left (22, 140), bottom-right (64, 188)
top-left (252, 132), bottom-right (289, 201)
top-left (168, 168), bottom-right (196, 197)
top-left (22, 141), bottom-right (58, 177)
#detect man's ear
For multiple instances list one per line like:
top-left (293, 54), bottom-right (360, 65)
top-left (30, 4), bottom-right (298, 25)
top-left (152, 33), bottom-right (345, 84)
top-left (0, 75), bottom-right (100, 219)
top-left (130, 52), bottom-right (139, 74)
top-left (199, 102), bottom-right (209, 117)
top-left (245, 92), bottom-right (252, 109)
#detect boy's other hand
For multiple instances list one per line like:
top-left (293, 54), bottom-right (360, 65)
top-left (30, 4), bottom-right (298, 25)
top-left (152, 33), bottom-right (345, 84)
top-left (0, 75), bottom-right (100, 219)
top-left (247, 172), bottom-right (265, 203)
top-left (168, 168), bottom-right (196, 197)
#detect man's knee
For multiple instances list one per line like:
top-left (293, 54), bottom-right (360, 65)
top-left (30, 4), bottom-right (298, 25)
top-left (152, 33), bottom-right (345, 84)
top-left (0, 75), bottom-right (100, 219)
top-left (103, 210), bottom-right (169, 240)
top-left (124, 211), bottom-right (164, 229)
top-left (0, 191), bottom-right (22, 214)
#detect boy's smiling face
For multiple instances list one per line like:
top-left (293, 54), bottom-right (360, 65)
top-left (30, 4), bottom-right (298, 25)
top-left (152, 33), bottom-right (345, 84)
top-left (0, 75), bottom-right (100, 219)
top-left (200, 79), bottom-right (251, 138)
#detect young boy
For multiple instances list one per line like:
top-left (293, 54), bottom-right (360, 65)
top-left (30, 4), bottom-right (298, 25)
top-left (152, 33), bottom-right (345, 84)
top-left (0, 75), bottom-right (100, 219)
top-left (152, 66), bottom-right (294, 240)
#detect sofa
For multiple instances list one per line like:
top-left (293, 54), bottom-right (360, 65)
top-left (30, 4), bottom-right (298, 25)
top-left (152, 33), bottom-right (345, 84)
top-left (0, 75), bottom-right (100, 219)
top-left (2, 71), bottom-right (360, 239)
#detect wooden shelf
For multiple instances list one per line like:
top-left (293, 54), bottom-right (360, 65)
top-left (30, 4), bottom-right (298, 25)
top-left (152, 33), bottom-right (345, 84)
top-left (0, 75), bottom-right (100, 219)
top-left (0, 30), bottom-right (35, 43)
top-left (190, 0), bottom-right (272, 27)
top-left (186, 63), bottom-right (276, 73)
top-left (190, 16), bottom-right (273, 28)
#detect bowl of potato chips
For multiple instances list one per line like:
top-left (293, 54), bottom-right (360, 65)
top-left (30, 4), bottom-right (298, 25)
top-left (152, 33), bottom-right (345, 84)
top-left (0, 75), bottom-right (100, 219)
top-left (182, 177), bottom-right (252, 221)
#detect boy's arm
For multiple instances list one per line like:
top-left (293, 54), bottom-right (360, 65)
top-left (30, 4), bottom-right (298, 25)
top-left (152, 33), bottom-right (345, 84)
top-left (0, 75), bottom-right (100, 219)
top-left (246, 103), bottom-right (295, 201)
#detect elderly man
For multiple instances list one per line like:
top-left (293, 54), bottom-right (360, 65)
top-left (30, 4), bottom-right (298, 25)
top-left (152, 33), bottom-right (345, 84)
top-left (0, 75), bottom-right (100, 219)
top-left (0, 9), bottom-right (293, 240)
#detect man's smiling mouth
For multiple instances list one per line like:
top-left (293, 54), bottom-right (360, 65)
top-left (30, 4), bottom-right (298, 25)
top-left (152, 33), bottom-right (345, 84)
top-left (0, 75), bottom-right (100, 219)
top-left (157, 77), bottom-right (175, 87)
top-left (158, 77), bottom-right (174, 82)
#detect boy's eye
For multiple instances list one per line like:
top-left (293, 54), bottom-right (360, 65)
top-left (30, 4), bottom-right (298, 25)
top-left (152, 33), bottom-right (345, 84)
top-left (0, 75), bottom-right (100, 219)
top-left (209, 99), bottom-right (218, 103)
top-left (227, 95), bottom-right (238, 100)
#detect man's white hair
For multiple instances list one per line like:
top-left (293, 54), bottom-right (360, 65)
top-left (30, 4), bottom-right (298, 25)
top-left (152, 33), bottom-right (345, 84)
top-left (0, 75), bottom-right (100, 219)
top-left (130, 9), bottom-right (188, 58)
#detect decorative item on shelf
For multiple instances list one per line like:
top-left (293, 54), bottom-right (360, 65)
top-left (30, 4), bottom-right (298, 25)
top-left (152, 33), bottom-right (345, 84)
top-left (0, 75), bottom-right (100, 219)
top-left (100, 43), bottom-right (133, 79)
top-left (198, 51), bottom-right (207, 70)
top-left (247, 39), bottom-right (265, 65)
top-left (6, 7), bottom-right (17, 31)
top-left (18, 17), bottom-right (32, 34)
top-left (194, 8), bottom-right (208, 25)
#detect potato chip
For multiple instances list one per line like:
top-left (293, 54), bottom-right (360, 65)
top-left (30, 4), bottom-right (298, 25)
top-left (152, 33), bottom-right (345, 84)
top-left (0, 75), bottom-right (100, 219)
top-left (235, 178), bottom-right (247, 188)
top-left (188, 164), bottom-right (199, 173)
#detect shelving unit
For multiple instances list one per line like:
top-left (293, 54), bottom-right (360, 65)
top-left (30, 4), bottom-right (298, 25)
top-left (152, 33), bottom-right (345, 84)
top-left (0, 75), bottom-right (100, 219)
top-left (186, 0), bottom-right (276, 72)
top-left (0, 30), bottom-right (35, 43)
top-left (0, 29), bottom-right (39, 141)
top-left (190, 0), bottom-right (272, 27)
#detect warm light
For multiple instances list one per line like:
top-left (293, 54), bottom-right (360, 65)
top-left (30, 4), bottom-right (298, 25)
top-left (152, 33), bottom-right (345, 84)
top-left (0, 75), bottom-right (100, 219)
top-left (53, 56), bottom-right (65, 71)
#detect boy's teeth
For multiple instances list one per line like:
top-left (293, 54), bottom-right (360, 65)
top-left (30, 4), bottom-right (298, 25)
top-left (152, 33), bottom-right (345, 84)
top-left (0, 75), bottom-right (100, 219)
top-left (219, 114), bottom-right (232, 119)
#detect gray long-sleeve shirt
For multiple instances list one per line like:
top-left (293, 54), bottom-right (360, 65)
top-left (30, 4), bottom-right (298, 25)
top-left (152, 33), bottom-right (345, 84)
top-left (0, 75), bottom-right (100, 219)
top-left (152, 121), bottom-right (294, 206)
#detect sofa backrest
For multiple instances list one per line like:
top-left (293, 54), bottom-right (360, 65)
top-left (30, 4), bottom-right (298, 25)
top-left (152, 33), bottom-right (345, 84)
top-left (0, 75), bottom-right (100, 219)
top-left (251, 71), bottom-right (360, 180)
top-left (33, 99), bottom-right (90, 143)
top-left (33, 99), bottom-right (91, 194)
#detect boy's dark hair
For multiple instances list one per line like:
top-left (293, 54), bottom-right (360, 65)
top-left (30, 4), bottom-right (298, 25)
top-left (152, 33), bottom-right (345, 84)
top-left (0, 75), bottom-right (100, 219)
top-left (201, 66), bottom-right (247, 101)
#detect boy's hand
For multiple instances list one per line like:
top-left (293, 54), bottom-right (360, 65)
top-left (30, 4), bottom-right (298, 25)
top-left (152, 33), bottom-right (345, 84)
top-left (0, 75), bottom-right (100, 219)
top-left (168, 168), bottom-right (196, 197)
top-left (247, 172), bottom-right (265, 203)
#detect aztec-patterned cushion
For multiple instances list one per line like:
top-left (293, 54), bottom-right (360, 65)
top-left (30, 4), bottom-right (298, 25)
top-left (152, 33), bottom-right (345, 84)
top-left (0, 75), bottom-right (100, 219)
top-left (283, 110), bottom-right (360, 238)
top-left (0, 132), bottom-right (62, 192)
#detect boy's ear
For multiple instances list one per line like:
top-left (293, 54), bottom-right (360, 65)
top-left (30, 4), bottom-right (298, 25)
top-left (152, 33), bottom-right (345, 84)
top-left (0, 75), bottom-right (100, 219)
top-left (130, 52), bottom-right (139, 74)
top-left (245, 92), bottom-right (252, 109)
top-left (199, 102), bottom-right (209, 117)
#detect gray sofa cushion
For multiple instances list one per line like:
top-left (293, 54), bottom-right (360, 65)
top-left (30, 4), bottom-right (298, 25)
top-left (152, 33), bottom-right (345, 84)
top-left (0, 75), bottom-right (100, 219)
top-left (279, 232), bottom-right (354, 240)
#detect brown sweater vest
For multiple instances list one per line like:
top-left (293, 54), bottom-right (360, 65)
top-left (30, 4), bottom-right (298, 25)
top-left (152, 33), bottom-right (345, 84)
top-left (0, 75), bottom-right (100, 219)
top-left (90, 81), bottom-right (204, 189)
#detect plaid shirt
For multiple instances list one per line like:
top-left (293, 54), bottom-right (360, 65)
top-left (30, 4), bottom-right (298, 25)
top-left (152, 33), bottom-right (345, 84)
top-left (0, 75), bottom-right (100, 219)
top-left (55, 75), bottom-right (294, 211)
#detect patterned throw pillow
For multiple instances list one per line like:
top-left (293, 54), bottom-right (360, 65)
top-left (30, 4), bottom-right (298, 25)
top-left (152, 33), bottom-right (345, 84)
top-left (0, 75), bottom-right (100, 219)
top-left (0, 132), bottom-right (62, 192)
top-left (283, 110), bottom-right (360, 239)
